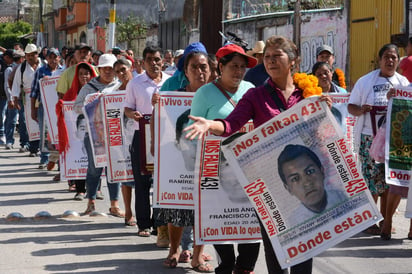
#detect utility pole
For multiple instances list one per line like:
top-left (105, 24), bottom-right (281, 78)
top-left (293, 0), bottom-right (301, 51)
top-left (108, 0), bottom-right (116, 49)
top-left (17, 0), bottom-right (21, 22)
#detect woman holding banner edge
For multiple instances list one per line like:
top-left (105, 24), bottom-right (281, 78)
top-left (188, 43), bottom-right (260, 274)
top-left (185, 36), bottom-right (331, 273)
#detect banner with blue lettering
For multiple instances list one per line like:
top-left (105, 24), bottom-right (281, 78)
top-left (385, 86), bottom-right (412, 186)
top-left (221, 96), bottom-right (381, 269)
top-left (153, 91), bottom-right (196, 209)
top-left (194, 135), bottom-right (261, 244)
top-left (60, 101), bottom-right (88, 180)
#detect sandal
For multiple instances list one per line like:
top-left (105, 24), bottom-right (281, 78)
top-left (125, 218), bottom-right (137, 227)
top-left (109, 207), bottom-right (125, 218)
top-left (83, 204), bottom-right (95, 215)
top-left (363, 224), bottom-right (381, 235)
top-left (192, 262), bottom-right (214, 273)
top-left (163, 257), bottom-right (178, 268)
top-left (137, 228), bottom-right (151, 237)
top-left (201, 253), bottom-right (213, 261)
top-left (178, 250), bottom-right (192, 263)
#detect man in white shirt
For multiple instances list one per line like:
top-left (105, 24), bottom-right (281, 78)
top-left (124, 46), bottom-right (170, 237)
top-left (10, 44), bottom-right (41, 155)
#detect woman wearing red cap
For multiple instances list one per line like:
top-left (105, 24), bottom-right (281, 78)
top-left (189, 43), bottom-right (260, 274)
top-left (186, 36), bottom-right (332, 273)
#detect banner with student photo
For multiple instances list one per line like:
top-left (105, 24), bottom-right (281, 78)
top-left (24, 88), bottom-right (40, 141)
top-left (39, 76), bottom-right (60, 144)
top-left (221, 96), bottom-right (381, 269)
top-left (101, 91), bottom-right (134, 183)
top-left (83, 93), bottom-right (107, 168)
top-left (329, 93), bottom-right (356, 154)
top-left (385, 86), bottom-right (412, 186)
top-left (59, 101), bottom-right (88, 180)
top-left (194, 136), bottom-right (261, 245)
top-left (153, 91), bottom-right (196, 209)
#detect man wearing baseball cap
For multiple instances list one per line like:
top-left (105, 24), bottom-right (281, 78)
top-left (73, 53), bottom-right (125, 217)
top-left (56, 43), bottom-right (95, 98)
top-left (10, 43), bottom-right (41, 155)
top-left (30, 48), bottom-right (63, 169)
top-left (316, 44), bottom-right (346, 88)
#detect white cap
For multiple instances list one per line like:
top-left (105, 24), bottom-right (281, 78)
top-left (97, 54), bottom-right (117, 68)
top-left (174, 49), bottom-right (184, 57)
top-left (25, 43), bottom-right (38, 54)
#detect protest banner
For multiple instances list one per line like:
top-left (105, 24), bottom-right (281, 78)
top-left (221, 96), bottom-right (382, 268)
top-left (385, 86), bottom-right (412, 186)
top-left (59, 101), bottom-right (88, 180)
top-left (153, 91), bottom-right (196, 209)
top-left (83, 93), bottom-right (107, 167)
top-left (194, 136), bottom-right (261, 244)
top-left (139, 114), bottom-right (154, 175)
top-left (101, 91), bottom-right (134, 183)
top-left (24, 88), bottom-right (40, 141)
top-left (39, 76), bottom-right (60, 144)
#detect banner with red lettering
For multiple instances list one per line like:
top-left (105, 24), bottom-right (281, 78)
top-left (83, 93), bottom-right (107, 167)
top-left (194, 136), bottom-right (261, 244)
top-left (153, 91), bottom-right (196, 209)
top-left (24, 88), bottom-right (40, 141)
top-left (101, 91), bottom-right (134, 183)
top-left (60, 101), bottom-right (88, 180)
top-left (39, 76), bottom-right (60, 144)
top-left (385, 86), bottom-right (412, 186)
top-left (221, 96), bottom-right (381, 269)
top-left (329, 93), bottom-right (356, 156)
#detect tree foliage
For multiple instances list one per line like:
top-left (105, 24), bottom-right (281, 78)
top-left (0, 21), bottom-right (32, 48)
top-left (116, 15), bottom-right (147, 48)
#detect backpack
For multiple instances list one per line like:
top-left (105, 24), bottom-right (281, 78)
top-left (0, 57), bottom-right (12, 99)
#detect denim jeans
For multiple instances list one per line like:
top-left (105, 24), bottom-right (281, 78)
top-left (4, 100), bottom-right (29, 147)
top-left (181, 226), bottom-right (194, 251)
top-left (37, 105), bottom-right (49, 164)
top-left (0, 99), bottom-right (7, 140)
top-left (84, 133), bottom-right (119, 201)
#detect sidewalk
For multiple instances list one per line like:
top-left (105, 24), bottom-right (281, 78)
top-left (1, 143), bottom-right (412, 273)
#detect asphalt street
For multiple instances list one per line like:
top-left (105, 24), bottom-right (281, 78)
top-left (1, 142), bottom-right (412, 273)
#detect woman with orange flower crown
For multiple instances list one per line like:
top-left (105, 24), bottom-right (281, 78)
top-left (185, 36), bottom-right (331, 274)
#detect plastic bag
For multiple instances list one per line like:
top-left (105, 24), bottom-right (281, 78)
top-left (370, 123), bottom-right (386, 163)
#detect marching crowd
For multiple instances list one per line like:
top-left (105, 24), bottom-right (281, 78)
top-left (1, 34), bottom-right (412, 274)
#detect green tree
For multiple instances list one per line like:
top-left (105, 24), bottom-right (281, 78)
top-left (116, 15), bottom-right (147, 49)
top-left (0, 21), bottom-right (32, 48)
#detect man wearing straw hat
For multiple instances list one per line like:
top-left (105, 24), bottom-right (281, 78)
top-left (244, 40), bottom-right (269, 86)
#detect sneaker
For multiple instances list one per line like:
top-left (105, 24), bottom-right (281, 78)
top-left (38, 163), bottom-right (46, 169)
top-left (19, 146), bottom-right (29, 152)
top-left (74, 193), bottom-right (84, 201)
top-left (5, 144), bottom-right (13, 150)
top-left (96, 191), bottom-right (104, 200)
top-left (29, 152), bottom-right (38, 157)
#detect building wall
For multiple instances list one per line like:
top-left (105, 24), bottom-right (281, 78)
top-left (225, 8), bottom-right (347, 74)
